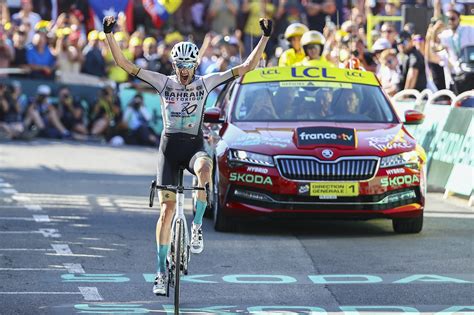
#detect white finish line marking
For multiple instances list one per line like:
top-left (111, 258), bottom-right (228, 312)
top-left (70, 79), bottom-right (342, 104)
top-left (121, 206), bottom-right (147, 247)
top-left (78, 287), bottom-right (103, 301)
top-left (0, 268), bottom-right (63, 271)
top-left (63, 263), bottom-right (85, 274)
top-left (33, 215), bottom-right (50, 222)
top-left (0, 183), bottom-right (12, 188)
top-left (0, 215), bottom-right (50, 222)
top-left (51, 244), bottom-right (73, 255)
top-left (0, 292), bottom-right (80, 295)
top-left (25, 205), bottom-right (43, 211)
top-left (0, 228), bottom-right (61, 238)
top-left (12, 195), bottom-right (31, 202)
top-left (0, 248), bottom-right (54, 252)
top-left (2, 189), bottom-right (18, 194)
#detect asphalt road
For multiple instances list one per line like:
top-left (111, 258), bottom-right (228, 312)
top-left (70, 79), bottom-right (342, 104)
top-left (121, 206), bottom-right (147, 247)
top-left (0, 140), bottom-right (473, 315)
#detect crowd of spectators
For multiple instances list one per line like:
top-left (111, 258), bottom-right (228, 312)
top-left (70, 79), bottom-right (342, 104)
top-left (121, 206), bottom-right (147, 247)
top-left (0, 0), bottom-right (472, 145)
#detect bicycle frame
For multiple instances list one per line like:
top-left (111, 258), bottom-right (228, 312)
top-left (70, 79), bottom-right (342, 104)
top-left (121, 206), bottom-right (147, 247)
top-left (149, 168), bottom-right (208, 310)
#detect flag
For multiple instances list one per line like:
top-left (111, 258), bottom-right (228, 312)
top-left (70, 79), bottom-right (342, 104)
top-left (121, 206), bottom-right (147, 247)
top-left (88, 0), bottom-right (134, 32)
top-left (142, 0), bottom-right (170, 29)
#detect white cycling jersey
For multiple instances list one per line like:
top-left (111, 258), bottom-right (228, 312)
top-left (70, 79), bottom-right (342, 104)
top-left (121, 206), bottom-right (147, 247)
top-left (136, 68), bottom-right (237, 135)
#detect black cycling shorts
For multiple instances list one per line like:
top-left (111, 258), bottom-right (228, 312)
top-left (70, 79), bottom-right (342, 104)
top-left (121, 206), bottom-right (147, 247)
top-left (156, 133), bottom-right (210, 186)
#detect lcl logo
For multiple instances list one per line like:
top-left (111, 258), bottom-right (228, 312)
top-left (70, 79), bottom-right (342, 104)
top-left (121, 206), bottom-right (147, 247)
top-left (260, 69), bottom-right (280, 78)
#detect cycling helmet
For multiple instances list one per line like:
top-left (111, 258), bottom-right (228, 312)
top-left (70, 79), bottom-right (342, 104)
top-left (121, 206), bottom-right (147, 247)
top-left (301, 30), bottom-right (326, 47)
top-left (170, 41), bottom-right (199, 63)
top-left (284, 23), bottom-right (309, 39)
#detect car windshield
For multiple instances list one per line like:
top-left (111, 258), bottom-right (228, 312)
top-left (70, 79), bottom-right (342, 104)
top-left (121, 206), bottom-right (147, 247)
top-left (232, 81), bottom-right (397, 123)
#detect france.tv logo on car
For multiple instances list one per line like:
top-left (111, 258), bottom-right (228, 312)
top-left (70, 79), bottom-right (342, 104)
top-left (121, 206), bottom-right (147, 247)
top-left (296, 127), bottom-right (356, 147)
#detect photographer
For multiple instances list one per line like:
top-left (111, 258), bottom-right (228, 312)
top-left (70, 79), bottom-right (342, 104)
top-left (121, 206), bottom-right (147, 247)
top-left (24, 85), bottom-right (71, 139)
top-left (0, 83), bottom-right (24, 140)
top-left (55, 86), bottom-right (88, 137)
top-left (122, 93), bottom-right (158, 147)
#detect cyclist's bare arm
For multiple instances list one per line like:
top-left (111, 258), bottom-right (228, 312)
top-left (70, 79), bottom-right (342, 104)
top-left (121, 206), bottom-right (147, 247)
top-left (232, 18), bottom-right (273, 77)
top-left (104, 16), bottom-right (139, 76)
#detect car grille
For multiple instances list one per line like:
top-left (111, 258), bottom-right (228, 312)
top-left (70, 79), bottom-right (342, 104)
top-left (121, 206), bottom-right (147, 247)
top-left (275, 156), bottom-right (379, 181)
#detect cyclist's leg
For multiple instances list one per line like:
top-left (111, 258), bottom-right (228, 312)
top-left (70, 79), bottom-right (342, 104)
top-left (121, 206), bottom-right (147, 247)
top-left (155, 146), bottom-right (179, 274)
top-left (190, 152), bottom-right (213, 226)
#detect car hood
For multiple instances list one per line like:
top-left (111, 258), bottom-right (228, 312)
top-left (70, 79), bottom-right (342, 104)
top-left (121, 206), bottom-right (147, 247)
top-left (225, 122), bottom-right (417, 158)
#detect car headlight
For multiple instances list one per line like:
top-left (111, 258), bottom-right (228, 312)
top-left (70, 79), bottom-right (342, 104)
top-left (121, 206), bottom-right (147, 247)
top-left (228, 149), bottom-right (274, 167)
top-left (380, 151), bottom-right (420, 169)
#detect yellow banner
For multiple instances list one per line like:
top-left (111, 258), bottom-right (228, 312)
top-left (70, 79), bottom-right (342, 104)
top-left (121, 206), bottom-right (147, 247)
top-left (243, 67), bottom-right (379, 86)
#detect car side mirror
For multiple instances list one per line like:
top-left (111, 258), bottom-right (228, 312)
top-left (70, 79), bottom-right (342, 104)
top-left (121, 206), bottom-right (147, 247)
top-left (404, 110), bottom-right (425, 125)
top-left (204, 107), bottom-right (224, 123)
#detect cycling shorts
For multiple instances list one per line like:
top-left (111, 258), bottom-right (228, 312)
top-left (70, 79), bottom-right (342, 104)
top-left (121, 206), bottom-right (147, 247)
top-left (156, 133), bottom-right (210, 187)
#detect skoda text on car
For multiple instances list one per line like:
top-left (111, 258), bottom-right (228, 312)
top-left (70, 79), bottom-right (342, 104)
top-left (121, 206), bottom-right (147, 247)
top-left (203, 66), bottom-right (427, 233)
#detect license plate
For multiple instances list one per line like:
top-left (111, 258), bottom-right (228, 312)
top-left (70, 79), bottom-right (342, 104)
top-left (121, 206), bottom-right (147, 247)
top-left (310, 182), bottom-right (359, 197)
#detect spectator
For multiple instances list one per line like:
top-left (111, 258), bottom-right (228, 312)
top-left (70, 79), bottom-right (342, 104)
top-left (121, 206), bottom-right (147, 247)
top-left (81, 30), bottom-right (106, 78)
top-left (55, 28), bottom-right (83, 75)
top-left (242, 0), bottom-right (276, 56)
top-left (350, 36), bottom-right (377, 72)
top-left (0, 83), bottom-right (25, 140)
top-left (438, 8), bottom-right (474, 93)
top-left (138, 37), bottom-right (160, 72)
top-left (207, 0), bottom-right (238, 35)
top-left (302, 0), bottom-right (337, 33)
top-left (129, 36), bottom-right (144, 62)
top-left (55, 86), bottom-right (88, 137)
top-left (397, 31), bottom-right (427, 92)
top-left (23, 85), bottom-right (71, 139)
top-left (425, 20), bottom-right (447, 91)
top-left (155, 42), bottom-right (173, 76)
top-left (279, 22), bottom-right (309, 66)
top-left (372, 37), bottom-right (392, 74)
top-left (26, 31), bottom-right (56, 79)
top-left (274, 0), bottom-right (306, 38)
top-left (11, 26), bottom-right (30, 76)
top-left (380, 22), bottom-right (398, 49)
top-left (122, 93), bottom-right (158, 146)
top-left (89, 86), bottom-right (124, 139)
top-left (11, 0), bottom-right (41, 43)
top-left (0, 29), bottom-right (14, 77)
top-left (378, 49), bottom-right (400, 96)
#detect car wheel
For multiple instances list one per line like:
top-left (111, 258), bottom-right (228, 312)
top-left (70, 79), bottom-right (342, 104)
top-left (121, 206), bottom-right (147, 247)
top-left (191, 177), bottom-right (212, 219)
top-left (392, 215), bottom-right (423, 234)
top-left (213, 163), bottom-right (236, 232)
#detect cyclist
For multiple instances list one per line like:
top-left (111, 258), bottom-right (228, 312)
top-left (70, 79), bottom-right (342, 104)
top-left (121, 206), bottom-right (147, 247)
top-left (296, 30), bottom-right (334, 68)
top-left (278, 22), bottom-right (309, 67)
top-left (103, 15), bottom-right (272, 296)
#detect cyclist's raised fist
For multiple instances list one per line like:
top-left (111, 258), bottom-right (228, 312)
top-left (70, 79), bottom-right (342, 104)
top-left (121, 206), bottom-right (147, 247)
top-left (103, 16), bottom-right (116, 34)
top-left (259, 18), bottom-right (273, 37)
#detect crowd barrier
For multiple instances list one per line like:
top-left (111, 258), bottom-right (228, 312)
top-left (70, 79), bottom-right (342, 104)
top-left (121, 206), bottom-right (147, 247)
top-left (392, 89), bottom-right (474, 206)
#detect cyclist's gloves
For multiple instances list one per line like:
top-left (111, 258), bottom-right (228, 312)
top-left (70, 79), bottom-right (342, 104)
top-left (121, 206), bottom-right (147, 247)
top-left (259, 18), bottom-right (273, 37)
top-left (103, 16), bottom-right (116, 34)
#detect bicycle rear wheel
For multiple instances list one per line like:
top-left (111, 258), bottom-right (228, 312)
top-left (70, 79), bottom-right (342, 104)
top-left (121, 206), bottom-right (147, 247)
top-left (173, 219), bottom-right (184, 313)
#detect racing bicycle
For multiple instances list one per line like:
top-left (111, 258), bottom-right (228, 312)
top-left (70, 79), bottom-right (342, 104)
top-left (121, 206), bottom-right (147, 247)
top-left (149, 167), bottom-right (209, 313)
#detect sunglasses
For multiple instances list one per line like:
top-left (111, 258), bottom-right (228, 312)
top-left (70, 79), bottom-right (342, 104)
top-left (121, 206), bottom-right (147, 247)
top-left (448, 17), bottom-right (458, 21)
top-left (382, 29), bottom-right (394, 33)
top-left (175, 62), bottom-right (196, 69)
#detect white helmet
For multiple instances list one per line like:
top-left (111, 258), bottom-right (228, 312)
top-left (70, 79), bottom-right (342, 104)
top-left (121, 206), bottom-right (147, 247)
top-left (170, 41), bottom-right (199, 63)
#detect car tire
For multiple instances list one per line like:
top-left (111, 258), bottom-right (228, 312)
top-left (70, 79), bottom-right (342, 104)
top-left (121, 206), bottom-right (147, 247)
top-left (191, 177), bottom-right (212, 219)
top-left (213, 163), bottom-right (236, 232)
top-left (392, 215), bottom-right (423, 234)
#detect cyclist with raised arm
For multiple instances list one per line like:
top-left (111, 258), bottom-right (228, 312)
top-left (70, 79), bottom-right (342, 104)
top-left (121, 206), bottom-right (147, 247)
top-left (103, 16), bottom-right (272, 296)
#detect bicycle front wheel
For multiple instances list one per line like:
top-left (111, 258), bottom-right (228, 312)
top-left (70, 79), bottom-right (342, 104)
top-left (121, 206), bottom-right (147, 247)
top-left (174, 218), bottom-right (184, 312)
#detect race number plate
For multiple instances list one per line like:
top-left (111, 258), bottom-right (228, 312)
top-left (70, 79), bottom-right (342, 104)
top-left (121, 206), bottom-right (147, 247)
top-left (310, 182), bottom-right (359, 197)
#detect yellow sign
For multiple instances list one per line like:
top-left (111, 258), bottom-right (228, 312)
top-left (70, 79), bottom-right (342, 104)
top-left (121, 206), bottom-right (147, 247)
top-left (310, 182), bottom-right (359, 197)
top-left (243, 66), bottom-right (379, 86)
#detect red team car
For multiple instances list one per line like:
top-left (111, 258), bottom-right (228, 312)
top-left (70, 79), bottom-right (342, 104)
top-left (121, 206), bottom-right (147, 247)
top-left (203, 66), bottom-right (427, 233)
